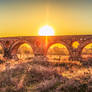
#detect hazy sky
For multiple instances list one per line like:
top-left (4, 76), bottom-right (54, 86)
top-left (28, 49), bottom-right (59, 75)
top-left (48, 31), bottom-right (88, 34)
top-left (0, 0), bottom-right (92, 37)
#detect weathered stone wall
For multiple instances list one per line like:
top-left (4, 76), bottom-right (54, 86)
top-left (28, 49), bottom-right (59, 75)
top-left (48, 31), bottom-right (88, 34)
top-left (0, 35), bottom-right (92, 61)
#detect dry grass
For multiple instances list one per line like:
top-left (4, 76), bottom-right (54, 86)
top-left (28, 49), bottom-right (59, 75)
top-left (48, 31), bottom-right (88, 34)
top-left (0, 56), bottom-right (92, 92)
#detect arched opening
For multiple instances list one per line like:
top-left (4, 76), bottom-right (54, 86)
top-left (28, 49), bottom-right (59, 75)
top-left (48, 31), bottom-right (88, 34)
top-left (11, 43), bottom-right (34, 60)
top-left (47, 43), bottom-right (69, 62)
top-left (17, 43), bottom-right (34, 60)
top-left (81, 43), bottom-right (92, 60)
top-left (0, 44), bottom-right (4, 59)
top-left (72, 41), bottom-right (79, 49)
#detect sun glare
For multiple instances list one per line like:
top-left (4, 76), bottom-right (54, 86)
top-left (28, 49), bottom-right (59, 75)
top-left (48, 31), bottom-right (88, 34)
top-left (38, 25), bottom-right (55, 36)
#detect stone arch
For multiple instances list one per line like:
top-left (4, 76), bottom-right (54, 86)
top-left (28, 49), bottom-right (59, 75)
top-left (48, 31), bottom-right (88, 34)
top-left (46, 42), bottom-right (70, 62)
top-left (72, 41), bottom-right (80, 49)
top-left (80, 41), bottom-right (92, 59)
top-left (46, 41), bottom-right (71, 55)
top-left (9, 40), bottom-right (34, 59)
top-left (80, 39), bottom-right (92, 55)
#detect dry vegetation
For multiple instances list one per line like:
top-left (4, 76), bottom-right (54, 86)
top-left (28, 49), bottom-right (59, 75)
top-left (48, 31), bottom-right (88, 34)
top-left (0, 55), bottom-right (92, 92)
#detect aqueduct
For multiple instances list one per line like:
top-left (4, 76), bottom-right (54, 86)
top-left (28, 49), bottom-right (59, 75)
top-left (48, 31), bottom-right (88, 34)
top-left (0, 35), bottom-right (92, 61)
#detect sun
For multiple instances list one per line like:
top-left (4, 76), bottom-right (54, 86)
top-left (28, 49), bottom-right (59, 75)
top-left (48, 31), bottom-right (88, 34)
top-left (38, 25), bottom-right (55, 36)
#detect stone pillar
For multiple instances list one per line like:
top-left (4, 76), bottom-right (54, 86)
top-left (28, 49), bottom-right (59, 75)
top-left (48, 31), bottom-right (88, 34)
top-left (3, 48), bottom-right (12, 59)
top-left (33, 47), bottom-right (48, 62)
top-left (32, 39), bottom-right (49, 62)
top-left (8, 48), bottom-right (19, 60)
top-left (69, 48), bottom-right (82, 61)
top-left (3, 47), bottom-right (19, 60)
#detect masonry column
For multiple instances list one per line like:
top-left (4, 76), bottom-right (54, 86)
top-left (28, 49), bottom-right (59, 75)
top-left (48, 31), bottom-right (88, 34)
top-left (3, 48), bottom-right (11, 59)
top-left (4, 47), bottom-right (18, 60)
top-left (3, 41), bottom-right (13, 59)
top-left (69, 48), bottom-right (82, 61)
top-left (33, 48), bottom-right (48, 62)
top-left (10, 49), bottom-right (19, 60)
top-left (33, 39), bottom-right (48, 62)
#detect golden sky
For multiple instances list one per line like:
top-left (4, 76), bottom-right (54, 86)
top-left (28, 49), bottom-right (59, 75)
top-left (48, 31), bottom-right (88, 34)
top-left (0, 0), bottom-right (92, 37)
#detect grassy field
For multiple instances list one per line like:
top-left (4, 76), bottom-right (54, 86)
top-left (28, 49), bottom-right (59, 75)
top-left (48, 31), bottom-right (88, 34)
top-left (0, 55), bottom-right (92, 92)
